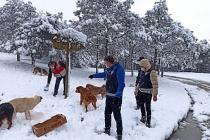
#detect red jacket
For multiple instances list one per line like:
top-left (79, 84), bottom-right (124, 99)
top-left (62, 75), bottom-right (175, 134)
top-left (51, 61), bottom-right (66, 77)
top-left (47, 61), bottom-right (66, 84)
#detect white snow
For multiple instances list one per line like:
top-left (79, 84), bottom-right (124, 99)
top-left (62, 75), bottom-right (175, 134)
top-left (0, 52), bottom-right (209, 140)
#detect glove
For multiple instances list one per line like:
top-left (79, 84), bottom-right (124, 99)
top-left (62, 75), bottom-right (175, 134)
top-left (153, 96), bottom-right (157, 102)
top-left (115, 92), bottom-right (121, 98)
top-left (88, 75), bottom-right (93, 79)
top-left (134, 90), bottom-right (138, 96)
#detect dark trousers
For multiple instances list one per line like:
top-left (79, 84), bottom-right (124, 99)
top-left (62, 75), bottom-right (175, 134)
top-left (105, 97), bottom-right (123, 136)
top-left (139, 92), bottom-right (152, 124)
top-left (135, 91), bottom-right (141, 108)
top-left (54, 76), bottom-right (66, 95)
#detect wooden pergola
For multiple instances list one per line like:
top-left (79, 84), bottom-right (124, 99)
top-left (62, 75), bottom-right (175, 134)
top-left (51, 34), bottom-right (85, 99)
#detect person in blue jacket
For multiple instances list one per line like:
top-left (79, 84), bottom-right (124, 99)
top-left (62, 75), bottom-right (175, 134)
top-left (89, 55), bottom-right (125, 140)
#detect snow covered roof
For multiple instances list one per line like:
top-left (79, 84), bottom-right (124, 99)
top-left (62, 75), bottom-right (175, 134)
top-left (58, 27), bottom-right (87, 44)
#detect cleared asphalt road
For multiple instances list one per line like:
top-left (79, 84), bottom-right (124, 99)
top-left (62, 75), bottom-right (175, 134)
top-left (165, 75), bottom-right (209, 140)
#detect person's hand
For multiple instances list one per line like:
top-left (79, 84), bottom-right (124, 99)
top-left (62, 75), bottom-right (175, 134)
top-left (115, 92), bottom-right (121, 98)
top-left (134, 90), bottom-right (138, 96)
top-left (88, 75), bottom-right (93, 79)
top-left (115, 97), bottom-right (122, 104)
top-left (153, 96), bottom-right (157, 102)
top-left (114, 97), bottom-right (120, 104)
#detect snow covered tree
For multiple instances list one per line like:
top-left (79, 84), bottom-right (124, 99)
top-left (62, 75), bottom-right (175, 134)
top-left (14, 13), bottom-right (64, 65)
top-left (143, 0), bottom-right (197, 75)
top-left (117, 11), bottom-right (149, 75)
top-left (192, 40), bottom-right (210, 72)
top-left (74, 0), bottom-right (135, 71)
top-left (0, 0), bottom-right (37, 49)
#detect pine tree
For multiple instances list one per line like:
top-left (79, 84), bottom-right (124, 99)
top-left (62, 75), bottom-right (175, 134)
top-left (0, 0), bottom-right (37, 47)
top-left (14, 13), bottom-right (64, 65)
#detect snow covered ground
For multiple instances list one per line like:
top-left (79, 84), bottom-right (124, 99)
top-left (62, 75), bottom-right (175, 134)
top-left (0, 52), bottom-right (209, 140)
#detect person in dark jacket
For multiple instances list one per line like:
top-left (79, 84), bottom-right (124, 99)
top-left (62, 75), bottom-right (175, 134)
top-left (134, 57), bottom-right (144, 110)
top-left (135, 59), bottom-right (158, 128)
top-left (88, 56), bottom-right (125, 140)
top-left (45, 61), bottom-right (66, 97)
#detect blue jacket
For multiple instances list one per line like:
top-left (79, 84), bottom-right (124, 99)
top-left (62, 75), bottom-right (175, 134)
top-left (93, 62), bottom-right (125, 98)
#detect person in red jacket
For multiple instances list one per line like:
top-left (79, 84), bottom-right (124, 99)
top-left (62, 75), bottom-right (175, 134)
top-left (45, 61), bottom-right (66, 97)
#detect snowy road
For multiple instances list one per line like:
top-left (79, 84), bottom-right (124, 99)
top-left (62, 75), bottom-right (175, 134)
top-left (165, 75), bottom-right (210, 140)
top-left (166, 75), bottom-right (210, 92)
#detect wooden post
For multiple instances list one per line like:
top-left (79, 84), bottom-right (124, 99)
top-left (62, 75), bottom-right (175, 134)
top-left (64, 49), bottom-right (69, 99)
top-left (51, 34), bottom-right (85, 99)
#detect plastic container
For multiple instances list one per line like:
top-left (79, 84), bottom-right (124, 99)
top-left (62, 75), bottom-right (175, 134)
top-left (43, 87), bottom-right (49, 92)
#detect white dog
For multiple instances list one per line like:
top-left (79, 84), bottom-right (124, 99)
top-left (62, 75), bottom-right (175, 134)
top-left (9, 95), bottom-right (43, 120)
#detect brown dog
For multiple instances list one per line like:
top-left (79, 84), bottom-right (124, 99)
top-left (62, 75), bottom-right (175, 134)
top-left (75, 86), bottom-right (97, 112)
top-left (0, 103), bottom-right (14, 129)
top-left (8, 96), bottom-right (43, 120)
top-left (86, 84), bottom-right (106, 99)
top-left (33, 67), bottom-right (48, 76)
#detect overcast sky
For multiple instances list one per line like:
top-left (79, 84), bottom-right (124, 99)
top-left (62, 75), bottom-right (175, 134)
top-left (0, 0), bottom-right (209, 41)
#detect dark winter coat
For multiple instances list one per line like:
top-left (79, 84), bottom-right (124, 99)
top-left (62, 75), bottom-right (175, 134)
top-left (136, 59), bottom-right (158, 96)
top-left (92, 62), bottom-right (125, 98)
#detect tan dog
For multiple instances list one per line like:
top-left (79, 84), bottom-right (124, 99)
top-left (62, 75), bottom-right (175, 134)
top-left (86, 84), bottom-right (106, 99)
top-left (33, 67), bottom-right (48, 76)
top-left (8, 96), bottom-right (43, 120)
top-left (75, 86), bottom-right (97, 112)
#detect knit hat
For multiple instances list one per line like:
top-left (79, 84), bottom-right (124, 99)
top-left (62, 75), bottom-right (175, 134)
top-left (139, 59), bottom-right (151, 71)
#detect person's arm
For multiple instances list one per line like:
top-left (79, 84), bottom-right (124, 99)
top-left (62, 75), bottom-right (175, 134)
top-left (150, 70), bottom-right (158, 96)
top-left (150, 70), bottom-right (158, 101)
top-left (89, 71), bottom-right (107, 79)
top-left (115, 67), bottom-right (125, 98)
top-left (134, 70), bottom-right (141, 95)
top-left (59, 61), bottom-right (66, 68)
top-left (135, 69), bottom-right (140, 86)
top-left (46, 68), bottom-right (52, 86)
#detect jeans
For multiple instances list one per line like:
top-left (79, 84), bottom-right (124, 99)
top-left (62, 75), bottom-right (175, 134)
top-left (54, 76), bottom-right (66, 95)
top-left (105, 97), bottom-right (123, 135)
top-left (139, 92), bottom-right (152, 124)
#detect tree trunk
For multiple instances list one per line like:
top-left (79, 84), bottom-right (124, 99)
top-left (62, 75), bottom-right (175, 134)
top-left (153, 48), bottom-right (158, 70)
top-left (96, 37), bottom-right (99, 73)
top-left (17, 53), bottom-right (20, 61)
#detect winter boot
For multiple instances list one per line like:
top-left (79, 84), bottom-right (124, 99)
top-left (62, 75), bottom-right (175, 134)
top-left (53, 93), bottom-right (57, 97)
top-left (146, 122), bottom-right (151, 128)
top-left (140, 116), bottom-right (146, 123)
top-left (104, 130), bottom-right (110, 135)
top-left (116, 135), bottom-right (122, 140)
